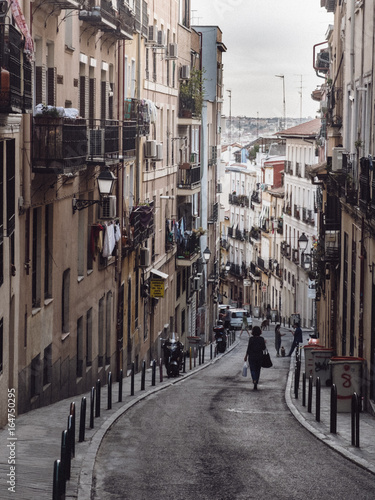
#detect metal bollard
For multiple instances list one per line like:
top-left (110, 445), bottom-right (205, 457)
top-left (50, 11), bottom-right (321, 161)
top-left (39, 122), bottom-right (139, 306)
top-left (69, 402), bottom-right (75, 458)
top-left (141, 360), bottom-right (146, 390)
top-left (67, 414), bottom-right (74, 468)
top-left (351, 393), bottom-right (360, 447)
top-left (302, 373), bottom-right (306, 407)
top-left (79, 397), bottom-right (86, 442)
top-left (90, 387), bottom-right (95, 429)
top-left (118, 369), bottom-right (123, 403)
top-left (210, 343), bottom-right (213, 360)
top-left (152, 360), bottom-right (156, 386)
top-left (107, 371), bottom-right (112, 410)
top-left (160, 358), bottom-right (164, 381)
top-left (202, 346), bottom-right (205, 364)
top-left (131, 362), bottom-right (135, 396)
top-left (330, 384), bottom-right (337, 434)
top-left (189, 348), bottom-right (192, 370)
top-left (194, 347), bottom-right (196, 367)
top-left (182, 353), bottom-right (186, 374)
top-left (294, 368), bottom-right (299, 399)
top-left (60, 429), bottom-right (69, 483)
top-left (307, 375), bottom-right (313, 413)
top-left (53, 459), bottom-right (64, 500)
top-left (95, 379), bottom-right (101, 417)
top-left (315, 377), bottom-right (321, 422)
top-left (198, 346), bottom-right (201, 365)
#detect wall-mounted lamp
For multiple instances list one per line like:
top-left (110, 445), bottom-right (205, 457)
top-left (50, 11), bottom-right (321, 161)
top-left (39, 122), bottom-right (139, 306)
top-left (203, 246), bottom-right (211, 263)
top-left (72, 170), bottom-right (117, 213)
top-left (225, 261), bottom-right (231, 272)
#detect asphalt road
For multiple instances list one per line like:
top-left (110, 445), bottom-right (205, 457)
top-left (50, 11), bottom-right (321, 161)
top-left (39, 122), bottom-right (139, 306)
top-left (92, 330), bottom-right (375, 500)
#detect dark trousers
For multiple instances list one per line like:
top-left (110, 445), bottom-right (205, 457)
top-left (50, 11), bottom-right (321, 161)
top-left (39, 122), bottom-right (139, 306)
top-left (249, 358), bottom-right (262, 383)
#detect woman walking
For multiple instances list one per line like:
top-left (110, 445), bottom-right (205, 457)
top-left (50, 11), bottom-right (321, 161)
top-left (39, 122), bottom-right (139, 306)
top-left (244, 326), bottom-right (266, 390)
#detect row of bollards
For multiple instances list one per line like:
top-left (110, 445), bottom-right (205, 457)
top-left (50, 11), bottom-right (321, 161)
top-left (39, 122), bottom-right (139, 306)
top-left (295, 370), bottom-right (361, 449)
top-left (53, 338), bottom-right (229, 498)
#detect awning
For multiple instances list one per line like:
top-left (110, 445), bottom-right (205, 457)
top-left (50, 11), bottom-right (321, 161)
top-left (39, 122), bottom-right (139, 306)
top-left (151, 268), bottom-right (169, 280)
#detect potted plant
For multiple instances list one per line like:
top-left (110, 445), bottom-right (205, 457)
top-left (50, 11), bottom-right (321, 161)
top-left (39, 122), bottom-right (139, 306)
top-left (179, 69), bottom-right (204, 118)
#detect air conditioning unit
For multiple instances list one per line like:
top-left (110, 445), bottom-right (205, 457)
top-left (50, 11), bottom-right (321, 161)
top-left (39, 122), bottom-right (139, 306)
top-left (145, 140), bottom-right (157, 158)
top-left (154, 143), bottom-right (163, 161)
top-left (332, 147), bottom-right (345, 172)
top-left (217, 182), bottom-right (223, 193)
top-left (89, 129), bottom-right (105, 156)
top-left (157, 30), bottom-right (166, 46)
top-left (168, 43), bottom-right (178, 59)
top-left (139, 247), bottom-right (150, 267)
top-left (194, 276), bottom-right (200, 291)
top-left (180, 65), bottom-right (190, 80)
top-left (148, 26), bottom-right (158, 44)
top-left (99, 195), bottom-right (116, 219)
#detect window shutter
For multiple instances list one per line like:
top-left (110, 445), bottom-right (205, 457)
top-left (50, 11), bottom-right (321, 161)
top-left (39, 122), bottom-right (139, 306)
top-left (89, 77), bottom-right (95, 121)
top-left (47, 67), bottom-right (56, 106)
top-left (79, 76), bottom-right (86, 117)
top-left (101, 80), bottom-right (107, 120)
top-left (35, 65), bottom-right (45, 105)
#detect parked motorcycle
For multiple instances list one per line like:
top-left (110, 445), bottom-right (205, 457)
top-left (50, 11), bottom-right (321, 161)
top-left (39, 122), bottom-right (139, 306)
top-left (163, 336), bottom-right (184, 377)
top-left (213, 320), bottom-right (227, 353)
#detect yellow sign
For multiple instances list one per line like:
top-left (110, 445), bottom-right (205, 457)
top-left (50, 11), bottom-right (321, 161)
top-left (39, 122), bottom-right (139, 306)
top-left (150, 279), bottom-right (165, 298)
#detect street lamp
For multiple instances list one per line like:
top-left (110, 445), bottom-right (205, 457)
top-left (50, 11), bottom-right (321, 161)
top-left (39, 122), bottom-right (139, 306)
top-left (298, 232), bottom-right (308, 253)
top-left (203, 247), bottom-right (211, 263)
top-left (72, 169), bottom-right (117, 212)
top-left (225, 261), bottom-right (231, 272)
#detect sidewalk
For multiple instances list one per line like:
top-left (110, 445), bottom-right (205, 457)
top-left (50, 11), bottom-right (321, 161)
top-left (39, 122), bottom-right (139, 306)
top-left (1, 337), bottom-right (375, 500)
top-left (285, 352), bottom-right (375, 476)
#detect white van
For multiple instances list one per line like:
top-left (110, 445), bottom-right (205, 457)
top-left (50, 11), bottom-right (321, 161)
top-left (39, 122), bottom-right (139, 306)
top-left (229, 309), bottom-right (252, 331)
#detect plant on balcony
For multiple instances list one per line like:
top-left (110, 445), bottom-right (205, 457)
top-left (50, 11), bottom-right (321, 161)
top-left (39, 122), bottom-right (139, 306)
top-left (179, 69), bottom-right (204, 118)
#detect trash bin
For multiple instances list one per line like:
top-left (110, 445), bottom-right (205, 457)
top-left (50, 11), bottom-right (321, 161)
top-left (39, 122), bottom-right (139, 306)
top-left (311, 348), bottom-right (333, 387)
top-left (329, 357), bottom-right (364, 412)
top-left (253, 306), bottom-right (260, 318)
top-left (303, 343), bottom-right (322, 379)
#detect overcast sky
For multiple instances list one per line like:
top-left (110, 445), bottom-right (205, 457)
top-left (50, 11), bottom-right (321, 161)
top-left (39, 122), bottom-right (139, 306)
top-left (191, 0), bottom-right (333, 119)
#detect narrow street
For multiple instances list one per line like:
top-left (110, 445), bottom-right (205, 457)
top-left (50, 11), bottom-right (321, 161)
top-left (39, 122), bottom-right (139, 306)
top-left (92, 329), bottom-right (375, 500)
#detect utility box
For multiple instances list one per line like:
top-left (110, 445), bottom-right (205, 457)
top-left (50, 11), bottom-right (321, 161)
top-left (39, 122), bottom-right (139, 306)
top-left (329, 357), bottom-right (364, 412)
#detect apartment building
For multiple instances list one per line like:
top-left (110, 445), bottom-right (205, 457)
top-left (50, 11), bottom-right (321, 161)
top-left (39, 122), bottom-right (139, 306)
top-left (316, 0), bottom-right (375, 410)
top-left (0, 0), bottom-right (224, 426)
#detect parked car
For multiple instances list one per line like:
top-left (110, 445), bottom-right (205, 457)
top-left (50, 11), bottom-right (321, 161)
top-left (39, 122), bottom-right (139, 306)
top-left (229, 309), bottom-right (252, 331)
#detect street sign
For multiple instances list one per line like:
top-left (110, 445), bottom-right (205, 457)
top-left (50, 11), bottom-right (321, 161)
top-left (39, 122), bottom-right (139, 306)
top-left (243, 279), bottom-right (251, 286)
top-left (150, 279), bottom-right (165, 298)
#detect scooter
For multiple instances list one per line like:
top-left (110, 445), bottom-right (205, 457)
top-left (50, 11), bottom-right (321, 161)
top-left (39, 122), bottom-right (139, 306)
top-left (213, 320), bottom-right (227, 353)
top-left (162, 336), bottom-right (184, 377)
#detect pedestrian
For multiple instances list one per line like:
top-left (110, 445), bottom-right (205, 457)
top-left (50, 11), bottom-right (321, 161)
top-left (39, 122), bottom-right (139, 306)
top-left (287, 322), bottom-right (303, 357)
top-left (244, 325), bottom-right (266, 390)
top-left (223, 306), bottom-right (231, 332)
top-left (240, 314), bottom-right (250, 337)
top-left (274, 323), bottom-right (285, 357)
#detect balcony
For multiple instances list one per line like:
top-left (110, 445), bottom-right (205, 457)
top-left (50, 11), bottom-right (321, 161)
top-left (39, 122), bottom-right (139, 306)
top-left (294, 204), bottom-right (300, 220)
top-left (359, 157), bottom-right (371, 213)
top-left (79, 0), bottom-right (134, 39)
top-left (129, 204), bottom-right (154, 248)
top-left (229, 193), bottom-right (249, 207)
top-left (176, 232), bottom-right (200, 266)
top-left (87, 119), bottom-right (120, 164)
top-left (208, 202), bottom-right (219, 224)
top-left (32, 116), bottom-right (88, 174)
top-left (178, 69), bottom-right (202, 121)
top-left (177, 163), bottom-right (201, 194)
top-left (324, 230), bottom-right (340, 262)
top-left (249, 262), bottom-right (261, 281)
top-left (249, 227), bottom-right (260, 241)
top-left (251, 191), bottom-right (260, 204)
top-left (281, 241), bottom-right (291, 258)
top-left (0, 22), bottom-right (32, 114)
top-left (276, 217), bottom-right (283, 234)
top-left (124, 98), bottom-right (150, 136)
top-left (123, 120), bottom-right (137, 159)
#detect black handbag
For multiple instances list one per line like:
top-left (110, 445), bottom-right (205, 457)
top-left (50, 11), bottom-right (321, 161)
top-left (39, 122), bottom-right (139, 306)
top-left (262, 349), bottom-right (273, 368)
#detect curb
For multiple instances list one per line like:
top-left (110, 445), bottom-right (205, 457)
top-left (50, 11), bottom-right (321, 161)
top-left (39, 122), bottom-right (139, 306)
top-left (285, 358), bottom-right (375, 476)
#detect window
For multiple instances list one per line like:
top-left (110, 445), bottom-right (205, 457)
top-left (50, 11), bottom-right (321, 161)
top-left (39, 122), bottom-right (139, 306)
top-left (181, 309), bottom-right (185, 334)
top-left (176, 272), bottom-right (181, 299)
top-left (105, 291), bottom-right (112, 365)
top-left (98, 296), bottom-right (105, 367)
top-left (44, 204), bottom-right (53, 299)
top-left (32, 207), bottom-right (42, 308)
top-left (0, 317), bottom-right (3, 374)
top-left (77, 316), bottom-right (83, 377)
top-left (86, 308), bottom-right (93, 367)
top-left (43, 344), bottom-right (52, 386)
top-left (62, 269), bottom-right (70, 334)
top-left (0, 142), bottom-right (3, 287)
